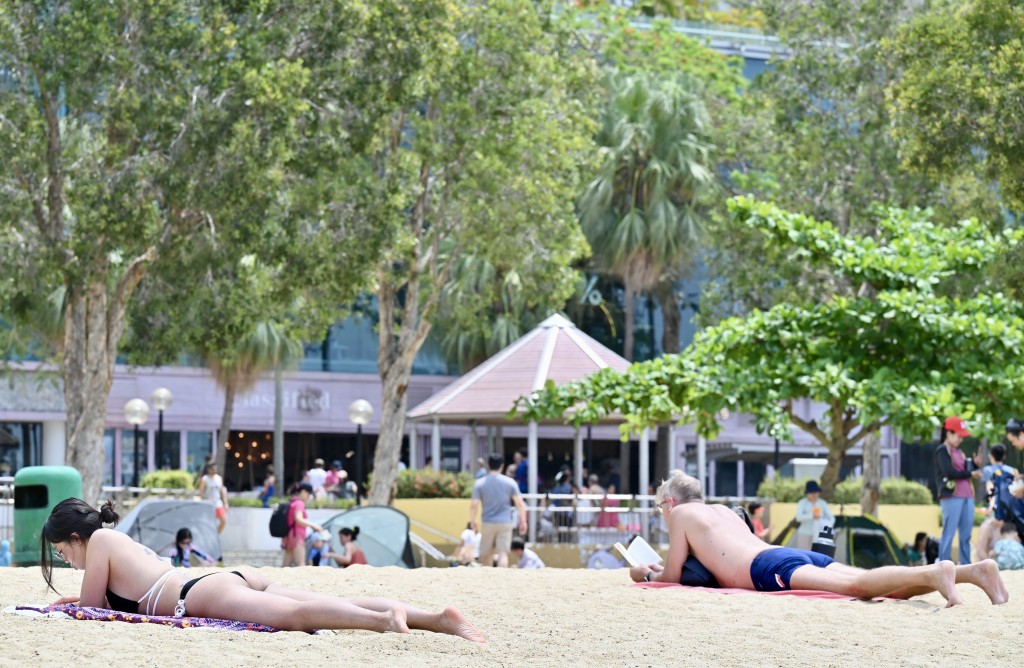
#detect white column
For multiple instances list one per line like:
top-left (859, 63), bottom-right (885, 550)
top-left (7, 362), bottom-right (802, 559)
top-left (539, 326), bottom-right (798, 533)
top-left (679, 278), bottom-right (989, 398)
top-left (573, 428), bottom-right (584, 488)
top-left (496, 425), bottom-right (504, 458)
top-left (667, 426), bottom-right (677, 477)
top-left (146, 429), bottom-right (155, 474)
top-left (527, 420), bottom-right (539, 543)
top-left (737, 459), bottom-right (745, 498)
top-left (41, 420), bottom-right (66, 466)
top-left (697, 435), bottom-right (707, 498)
top-left (639, 428), bottom-right (650, 497)
top-left (431, 419), bottom-right (441, 472)
top-left (407, 423), bottom-right (418, 469)
top-left (708, 459), bottom-right (717, 497)
top-left (179, 431), bottom-right (187, 470)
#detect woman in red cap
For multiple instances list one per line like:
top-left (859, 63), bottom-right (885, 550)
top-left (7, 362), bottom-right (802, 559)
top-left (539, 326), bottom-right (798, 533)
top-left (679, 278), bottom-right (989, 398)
top-left (934, 416), bottom-right (982, 563)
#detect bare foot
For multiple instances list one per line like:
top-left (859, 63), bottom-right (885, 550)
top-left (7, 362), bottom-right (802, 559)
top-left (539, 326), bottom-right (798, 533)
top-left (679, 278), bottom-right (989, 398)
top-left (384, 607), bottom-right (410, 634)
top-left (933, 561), bottom-right (962, 608)
top-left (437, 606), bottom-right (487, 643)
top-left (959, 559), bottom-right (1009, 605)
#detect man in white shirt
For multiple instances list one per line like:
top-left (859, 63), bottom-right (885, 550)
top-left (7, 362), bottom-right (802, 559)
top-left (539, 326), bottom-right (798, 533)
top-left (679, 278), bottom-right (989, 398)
top-left (306, 458), bottom-right (328, 498)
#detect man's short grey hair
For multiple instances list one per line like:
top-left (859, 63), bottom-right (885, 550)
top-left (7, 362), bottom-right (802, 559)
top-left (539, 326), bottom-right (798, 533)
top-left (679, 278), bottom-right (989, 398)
top-left (656, 469), bottom-right (703, 505)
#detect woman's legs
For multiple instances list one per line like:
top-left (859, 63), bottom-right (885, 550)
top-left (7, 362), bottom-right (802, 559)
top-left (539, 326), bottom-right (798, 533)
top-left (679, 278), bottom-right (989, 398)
top-left (186, 573), bottom-right (408, 633)
top-left (938, 498), bottom-right (957, 561)
top-left (956, 497), bottom-right (974, 564)
top-left (234, 568), bottom-right (486, 641)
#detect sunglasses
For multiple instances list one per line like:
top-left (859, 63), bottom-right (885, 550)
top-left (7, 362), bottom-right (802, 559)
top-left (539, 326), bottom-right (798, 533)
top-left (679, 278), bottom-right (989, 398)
top-left (53, 547), bottom-right (68, 564)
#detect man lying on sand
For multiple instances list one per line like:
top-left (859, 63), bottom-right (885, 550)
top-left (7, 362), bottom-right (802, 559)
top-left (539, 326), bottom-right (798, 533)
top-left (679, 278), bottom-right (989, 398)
top-left (630, 470), bottom-right (1008, 608)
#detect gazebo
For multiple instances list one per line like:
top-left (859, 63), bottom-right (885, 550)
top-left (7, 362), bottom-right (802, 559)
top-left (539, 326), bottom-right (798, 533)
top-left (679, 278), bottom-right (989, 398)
top-left (407, 313), bottom-right (655, 538)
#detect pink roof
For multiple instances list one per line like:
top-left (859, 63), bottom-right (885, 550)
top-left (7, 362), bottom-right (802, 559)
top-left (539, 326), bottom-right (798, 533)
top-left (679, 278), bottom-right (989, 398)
top-left (406, 313), bottom-right (629, 424)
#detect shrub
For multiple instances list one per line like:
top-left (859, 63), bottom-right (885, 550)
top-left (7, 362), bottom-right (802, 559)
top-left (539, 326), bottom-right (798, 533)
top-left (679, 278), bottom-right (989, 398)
top-left (394, 468), bottom-right (473, 499)
top-left (755, 476), bottom-right (810, 503)
top-left (833, 477), bottom-right (934, 505)
top-left (230, 496), bottom-right (357, 510)
top-left (139, 469), bottom-right (194, 490)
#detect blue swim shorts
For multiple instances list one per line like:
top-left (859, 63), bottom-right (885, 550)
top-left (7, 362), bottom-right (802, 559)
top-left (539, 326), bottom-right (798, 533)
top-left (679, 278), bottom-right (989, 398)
top-left (749, 547), bottom-right (834, 592)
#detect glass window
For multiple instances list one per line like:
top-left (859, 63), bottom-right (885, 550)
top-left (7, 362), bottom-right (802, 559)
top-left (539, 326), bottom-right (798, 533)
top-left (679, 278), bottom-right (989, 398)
top-left (187, 432), bottom-right (212, 477)
top-left (155, 431), bottom-right (181, 470)
top-left (103, 429), bottom-right (115, 487)
top-left (121, 428), bottom-right (147, 486)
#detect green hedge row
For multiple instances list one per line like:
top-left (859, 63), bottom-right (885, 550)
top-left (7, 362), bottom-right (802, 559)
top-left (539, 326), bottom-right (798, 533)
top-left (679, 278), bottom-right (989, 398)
top-left (756, 476), bottom-right (934, 505)
top-left (394, 468), bottom-right (474, 499)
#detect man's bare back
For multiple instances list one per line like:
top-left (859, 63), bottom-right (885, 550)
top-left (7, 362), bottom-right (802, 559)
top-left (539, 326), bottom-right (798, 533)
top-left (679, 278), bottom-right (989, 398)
top-left (663, 502), bottom-right (775, 588)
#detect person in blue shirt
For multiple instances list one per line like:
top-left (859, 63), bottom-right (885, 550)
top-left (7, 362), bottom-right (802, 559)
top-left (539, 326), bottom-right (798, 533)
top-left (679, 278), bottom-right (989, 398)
top-left (513, 448), bottom-right (529, 493)
top-left (0, 539), bottom-right (11, 567)
top-left (982, 444), bottom-right (1018, 520)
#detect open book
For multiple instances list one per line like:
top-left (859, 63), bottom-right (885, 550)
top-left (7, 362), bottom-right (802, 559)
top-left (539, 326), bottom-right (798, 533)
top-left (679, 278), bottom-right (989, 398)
top-left (613, 536), bottom-right (663, 568)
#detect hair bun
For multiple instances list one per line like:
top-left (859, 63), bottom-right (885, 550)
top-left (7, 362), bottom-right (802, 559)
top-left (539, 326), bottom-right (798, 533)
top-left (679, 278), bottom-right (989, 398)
top-left (98, 499), bottom-right (120, 526)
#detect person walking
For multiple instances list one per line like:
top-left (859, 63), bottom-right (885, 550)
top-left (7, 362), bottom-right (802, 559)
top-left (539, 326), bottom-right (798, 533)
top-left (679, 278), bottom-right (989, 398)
top-left (935, 416), bottom-right (982, 564)
top-left (469, 454), bottom-right (527, 568)
top-left (198, 463), bottom-right (229, 534)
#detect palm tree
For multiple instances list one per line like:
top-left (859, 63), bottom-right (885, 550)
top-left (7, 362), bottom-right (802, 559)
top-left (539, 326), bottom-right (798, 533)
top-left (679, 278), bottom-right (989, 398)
top-left (207, 320), bottom-right (302, 487)
top-left (579, 71), bottom-right (716, 361)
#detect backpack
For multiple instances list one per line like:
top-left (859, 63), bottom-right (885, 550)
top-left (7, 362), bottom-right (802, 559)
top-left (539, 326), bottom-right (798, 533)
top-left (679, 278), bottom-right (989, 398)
top-left (989, 465), bottom-right (1018, 521)
top-left (269, 500), bottom-right (293, 538)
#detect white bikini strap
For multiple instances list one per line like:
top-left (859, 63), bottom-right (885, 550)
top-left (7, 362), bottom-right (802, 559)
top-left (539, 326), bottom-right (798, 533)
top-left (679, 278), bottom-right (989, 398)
top-left (138, 569), bottom-right (178, 617)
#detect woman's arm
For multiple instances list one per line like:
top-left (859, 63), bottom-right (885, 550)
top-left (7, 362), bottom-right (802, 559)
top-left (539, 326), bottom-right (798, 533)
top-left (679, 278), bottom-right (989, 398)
top-left (794, 498), bottom-right (813, 523)
top-left (936, 448), bottom-right (970, 480)
top-left (293, 510), bottom-right (323, 534)
top-left (78, 531), bottom-right (114, 608)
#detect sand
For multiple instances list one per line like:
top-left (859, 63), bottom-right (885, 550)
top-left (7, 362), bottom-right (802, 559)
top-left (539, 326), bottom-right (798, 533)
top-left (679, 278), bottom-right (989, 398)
top-left (0, 564), bottom-right (1020, 667)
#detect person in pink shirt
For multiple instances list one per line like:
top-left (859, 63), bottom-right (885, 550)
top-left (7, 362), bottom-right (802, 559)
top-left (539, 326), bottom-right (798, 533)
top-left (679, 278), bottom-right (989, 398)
top-left (281, 482), bottom-right (325, 567)
top-left (934, 416), bottom-right (982, 563)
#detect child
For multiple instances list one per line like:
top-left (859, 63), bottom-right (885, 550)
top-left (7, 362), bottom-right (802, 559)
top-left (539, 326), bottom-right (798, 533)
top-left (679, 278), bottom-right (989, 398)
top-left (982, 444), bottom-right (1019, 520)
top-left (308, 534), bottom-right (326, 567)
top-left (510, 539), bottom-right (544, 569)
top-left (989, 522), bottom-right (1024, 571)
top-left (165, 528), bottom-right (216, 568)
top-left (0, 539), bottom-right (11, 566)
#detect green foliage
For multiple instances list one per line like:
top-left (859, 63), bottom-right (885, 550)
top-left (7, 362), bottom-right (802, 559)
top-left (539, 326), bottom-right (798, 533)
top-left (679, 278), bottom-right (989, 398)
top-left (704, 0), bottom-right (1003, 324)
top-left (755, 476), bottom-right (812, 503)
top-left (888, 0), bottom-right (1024, 213)
top-left (139, 470), bottom-right (194, 490)
top-left (394, 469), bottom-right (474, 499)
top-left (231, 496), bottom-right (356, 510)
top-left (833, 477), bottom-right (934, 506)
top-left (520, 198), bottom-right (1024, 498)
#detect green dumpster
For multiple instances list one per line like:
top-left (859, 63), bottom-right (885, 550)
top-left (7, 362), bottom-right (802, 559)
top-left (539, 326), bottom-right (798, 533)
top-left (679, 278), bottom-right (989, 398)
top-left (13, 466), bottom-right (82, 566)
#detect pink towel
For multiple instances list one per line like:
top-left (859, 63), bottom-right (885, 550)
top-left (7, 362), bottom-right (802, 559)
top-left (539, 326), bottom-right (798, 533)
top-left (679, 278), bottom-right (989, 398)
top-left (633, 582), bottom-right (890, 601)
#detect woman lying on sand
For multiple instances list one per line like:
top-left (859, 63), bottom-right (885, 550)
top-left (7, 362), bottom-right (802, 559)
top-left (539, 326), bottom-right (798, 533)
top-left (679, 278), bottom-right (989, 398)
top-left (40, 498), bottom-right (485, 641)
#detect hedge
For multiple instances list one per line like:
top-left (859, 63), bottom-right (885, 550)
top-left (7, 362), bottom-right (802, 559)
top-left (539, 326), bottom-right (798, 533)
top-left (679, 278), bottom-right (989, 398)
top-left (139, 469), bottom-right (194, 490)
top-left (756, 476), bottom-right (934, 505)
top-left (394, 468), bottom-right (474, 499)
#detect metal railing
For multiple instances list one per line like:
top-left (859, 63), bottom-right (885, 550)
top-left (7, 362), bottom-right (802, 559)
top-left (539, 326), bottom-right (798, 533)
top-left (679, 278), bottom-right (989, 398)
top-left (522, 493), bottom-right (664, 546)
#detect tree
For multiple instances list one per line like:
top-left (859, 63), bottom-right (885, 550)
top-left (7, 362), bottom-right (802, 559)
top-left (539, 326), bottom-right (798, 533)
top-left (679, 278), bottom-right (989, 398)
top-left (521, 198), bottom-right (1024, 512)
top-left (0, 2), bottom-right (316, 502)
top-left (703, 0), bottom-right (1002, 323)
top-left (0, 0), bottom-right (449, 502)
top-left (364, 0), bottom-right (597, 505)
top-left (579, 71), bottom-right (717, 362)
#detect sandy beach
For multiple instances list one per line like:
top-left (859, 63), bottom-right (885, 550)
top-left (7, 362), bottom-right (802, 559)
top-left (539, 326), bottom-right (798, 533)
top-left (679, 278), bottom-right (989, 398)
top-left (0, 564), bottom-right (1020, 667)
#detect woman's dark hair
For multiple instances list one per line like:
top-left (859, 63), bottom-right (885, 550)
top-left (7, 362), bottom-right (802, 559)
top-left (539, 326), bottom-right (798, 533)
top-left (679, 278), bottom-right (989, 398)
top-left (748, 502), bottom-right (763, 513)
top-left (40, 498), bottom-right (119, 594)
top-left (294, 482), bottom-right (313, 495)
top-left (174, 528), bottom-right (193, 566)
top-left (339, 526), bottom-right (360, 540)
top-left (914, 531), bottom-right (928, 549)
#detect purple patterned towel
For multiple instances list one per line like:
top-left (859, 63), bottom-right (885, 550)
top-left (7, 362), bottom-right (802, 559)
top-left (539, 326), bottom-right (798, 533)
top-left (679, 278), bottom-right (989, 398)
top-left (9, 603), bottom-right (287, 632)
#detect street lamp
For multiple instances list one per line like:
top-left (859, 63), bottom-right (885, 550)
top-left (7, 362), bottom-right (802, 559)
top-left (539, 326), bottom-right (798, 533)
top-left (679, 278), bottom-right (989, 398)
top-left (151, 387), bottom-right (173, 468)
top-left (348, 399), bottom-right (374, 503)
top-left (124, 398), bottom-right (150, 487)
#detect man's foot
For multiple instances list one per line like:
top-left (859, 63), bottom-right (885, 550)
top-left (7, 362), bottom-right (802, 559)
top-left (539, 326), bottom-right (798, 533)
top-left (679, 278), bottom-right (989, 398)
top-left (437, 606), bottom-right (487, 643)
top-left (384, 607), bottom-right (410, 634)
top-left (934, 561), bottom-right (962, 608)
top-left (959, 559), bottom-right (1009, 605)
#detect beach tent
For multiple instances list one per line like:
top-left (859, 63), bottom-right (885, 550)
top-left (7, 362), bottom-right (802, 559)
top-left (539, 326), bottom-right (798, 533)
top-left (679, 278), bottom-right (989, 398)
top-left (774, 514), bottom-right (909, 568)
top-left (321, 505), bottom-right (416, 568)
top-left (116, 499), bottom-right (222, 561)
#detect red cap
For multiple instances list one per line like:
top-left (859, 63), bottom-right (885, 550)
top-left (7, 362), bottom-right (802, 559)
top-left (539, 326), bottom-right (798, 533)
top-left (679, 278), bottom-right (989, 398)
top-left (943, 416), bottom-right (971, 437)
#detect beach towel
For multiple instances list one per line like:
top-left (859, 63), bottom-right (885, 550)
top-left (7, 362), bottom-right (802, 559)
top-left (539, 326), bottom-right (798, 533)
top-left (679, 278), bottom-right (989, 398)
top-left (4, 603), bottom-right (329, 633)
top-left (633, 581), bottom-right (891, 601)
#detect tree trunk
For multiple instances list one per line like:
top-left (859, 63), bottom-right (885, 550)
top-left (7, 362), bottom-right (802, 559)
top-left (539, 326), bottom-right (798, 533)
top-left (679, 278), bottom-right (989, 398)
top-left (273, 365), bottom-right (284, 492)
top-left (819, 446), bottom-right (845, 500)
top-left (63, 277), bottom-right (146, 504)
top-left (860, 429), bottom-right (881, 517)
top-left (655, 287), bottom-right (682, 483)
top-left (623, 283), bottom-right (636, 362)
top-left (368, 358), bottom-right (414, 505)
top-left (215, 378), bottom-right (237, 481)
